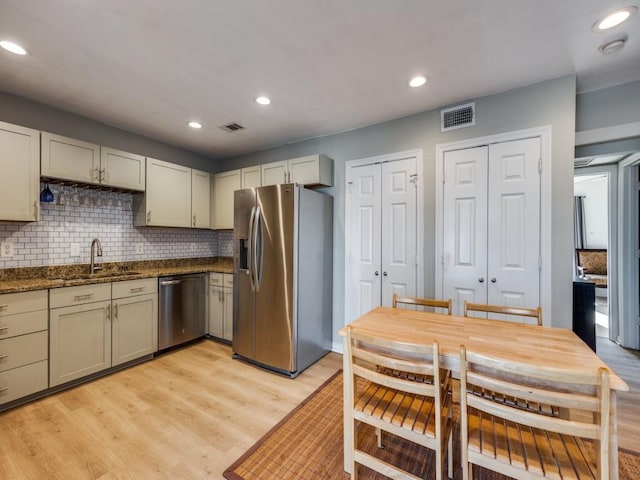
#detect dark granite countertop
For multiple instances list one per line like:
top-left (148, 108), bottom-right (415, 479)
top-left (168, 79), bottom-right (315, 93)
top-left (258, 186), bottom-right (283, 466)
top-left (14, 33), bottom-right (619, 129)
top-left (0, 257), bottom-right (233, 294)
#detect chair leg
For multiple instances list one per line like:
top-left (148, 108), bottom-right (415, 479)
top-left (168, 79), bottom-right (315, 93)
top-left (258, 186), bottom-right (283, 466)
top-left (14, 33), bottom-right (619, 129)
top-left (375, 427), bottom-right (383, 448)
top-left (436, 446), bottom-right (443, 480)
top-left (447, 431), bottom-right (453, 479)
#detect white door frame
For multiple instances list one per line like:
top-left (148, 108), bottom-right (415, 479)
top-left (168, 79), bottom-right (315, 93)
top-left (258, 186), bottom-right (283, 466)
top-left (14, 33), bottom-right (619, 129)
top-left (573, 165), bottom-right (619, 343)
top-left (435, 126), bottom-right (552, 323)
top-left (344, 149), bottom-right (425, 328)
top-left (618, 152), bottom-right (640, 349)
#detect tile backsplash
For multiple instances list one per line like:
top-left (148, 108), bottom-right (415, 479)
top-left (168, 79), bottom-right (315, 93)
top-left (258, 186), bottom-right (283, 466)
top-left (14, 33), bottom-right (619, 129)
top-left (0, 184), bottom-right (233, 269)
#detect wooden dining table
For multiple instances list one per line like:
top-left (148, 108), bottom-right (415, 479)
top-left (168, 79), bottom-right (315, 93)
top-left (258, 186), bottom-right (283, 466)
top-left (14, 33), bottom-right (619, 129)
top-left (339, 306), bottom-right (629, 479)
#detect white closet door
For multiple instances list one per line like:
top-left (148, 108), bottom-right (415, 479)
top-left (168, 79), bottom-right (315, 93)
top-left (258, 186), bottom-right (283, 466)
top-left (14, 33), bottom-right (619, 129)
top-left (347, 163), bottom-right (382, 321)
top-left (442, 146), bottom-right (489, 316)
top-left (487, 138), bottom-right (541, 311)
top-left (381, 158), bottom-right (417, 305)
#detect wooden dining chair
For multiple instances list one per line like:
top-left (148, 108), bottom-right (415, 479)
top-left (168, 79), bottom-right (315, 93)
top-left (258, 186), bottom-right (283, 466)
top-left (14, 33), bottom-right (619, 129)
top-left (392, 293), bottom-right (453, 315)
top-left (459, 345), bottom-right (610, 480)
top-left (463, 301), bottom-right (542, 326)
top-left (346, 325), bottom-right (453, 480)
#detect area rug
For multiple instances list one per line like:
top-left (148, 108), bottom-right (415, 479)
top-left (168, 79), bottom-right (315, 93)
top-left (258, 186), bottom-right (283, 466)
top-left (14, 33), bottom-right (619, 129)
top-left (224, 371), bottom-right (640, 480)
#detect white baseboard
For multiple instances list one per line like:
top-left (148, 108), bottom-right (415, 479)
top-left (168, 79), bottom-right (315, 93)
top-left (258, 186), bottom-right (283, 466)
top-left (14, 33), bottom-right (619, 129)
top-left (331, 341), bottom-right (343, 354)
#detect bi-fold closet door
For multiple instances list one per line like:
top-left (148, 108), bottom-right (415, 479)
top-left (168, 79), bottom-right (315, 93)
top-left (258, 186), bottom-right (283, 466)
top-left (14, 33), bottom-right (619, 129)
top-left (442, 137), bottom-right (541, 317)
top-left (347, 157), bottom-right (417, 322)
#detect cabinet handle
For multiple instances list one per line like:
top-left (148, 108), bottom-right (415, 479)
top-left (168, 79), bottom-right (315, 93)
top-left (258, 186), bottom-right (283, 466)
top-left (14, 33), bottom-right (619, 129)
top-left (0, 386), bottom-right (8, 393)
top-left (0, 326), bottom-right (9, 333)
top-left (0, 304), bottom-right (8, 311)
top-left (193, 214), bottom-right (196, 227)
top-left (73, 294), bottom-right (94, 301)
top-left (0, 354), bottom-right (8, 360)
top-left (113, 303), bottom-right (118, 319)
top-left (147, 211), bottom-right (151, 223)
top-left (130, 287), bottom-right (145, 293)
top-left (101, 167), bottom-right (106, 183)
top-left (107, 303), bottom-right (111, 320)
top-left (33, 201), bottom-right (38, 220)
top-left (284, 171), bottom-right (287, 183)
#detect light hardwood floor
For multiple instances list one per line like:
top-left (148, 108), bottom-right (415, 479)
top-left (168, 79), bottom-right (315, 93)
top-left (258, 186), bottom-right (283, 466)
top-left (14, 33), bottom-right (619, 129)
top-left (0, 337), bottom-right (637, 479)
top-left (0, 340), bottom-right (342, 479)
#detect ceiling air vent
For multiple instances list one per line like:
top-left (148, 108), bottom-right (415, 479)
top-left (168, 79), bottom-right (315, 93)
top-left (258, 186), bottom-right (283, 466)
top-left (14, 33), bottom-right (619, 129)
top-left (219, 122), bottom-right (245, 133)
top-left (441, 102), bottom-right (475, 132)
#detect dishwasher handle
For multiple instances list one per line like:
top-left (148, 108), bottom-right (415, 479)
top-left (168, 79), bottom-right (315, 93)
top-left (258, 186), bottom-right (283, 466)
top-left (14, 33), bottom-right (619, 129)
top-left (160, 279), bottom-right (182, 286)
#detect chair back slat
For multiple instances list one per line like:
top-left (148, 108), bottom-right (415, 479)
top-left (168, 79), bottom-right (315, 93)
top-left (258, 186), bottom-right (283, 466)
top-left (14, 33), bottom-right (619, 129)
top-left (393, 294), bottom-right (452, 315)
top-left (467, 371), bottom-right (599, 411)
top-left (464, 301), bottom-right (542, 325)
top-left (352, 344), bottom-right (436, 377)
top-left (353, 363), bottom-right (437, 396)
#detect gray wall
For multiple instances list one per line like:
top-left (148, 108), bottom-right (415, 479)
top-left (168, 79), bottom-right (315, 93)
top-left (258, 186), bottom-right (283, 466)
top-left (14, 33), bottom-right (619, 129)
top-left (576, 80), bottom-right (640, 132)
top-left (0, 91), bottom-right (217, 172)
top-left (220, 75), bottom-right (577, 344)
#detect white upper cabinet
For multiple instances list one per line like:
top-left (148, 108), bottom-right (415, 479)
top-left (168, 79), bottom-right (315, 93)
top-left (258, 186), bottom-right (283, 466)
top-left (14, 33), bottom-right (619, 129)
top-left (261, 155), bottom-right (332, 187)
top-left (191, 169), bottom-right (211, 229)
top-left (100, 147), bottom-right (145, 191)
top-left (41, 132), bottom-right (146, 191)
top-left (0, 121), bottom-right (40, 222)
top-left (211, 169), bottom-right (241, 230)
top-left (41, 132), bottom-right (100, 184)
top-left (241, 165), bottom-right (262, 189)
top-left (135, 158), bottom-right (191, 228)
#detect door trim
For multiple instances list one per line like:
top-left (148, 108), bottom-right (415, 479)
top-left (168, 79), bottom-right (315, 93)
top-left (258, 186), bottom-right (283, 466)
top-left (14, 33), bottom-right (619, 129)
top-left (435, 126), bottom-right (552, 324)
top-left (344, 149), bottom-right (424, 339)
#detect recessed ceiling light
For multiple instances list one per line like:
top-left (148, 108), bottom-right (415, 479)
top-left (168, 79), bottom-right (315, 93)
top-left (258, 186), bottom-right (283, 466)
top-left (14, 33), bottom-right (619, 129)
top-left (409, 76), bottom-right (427, 88)
top-left (599, 35), bottom-right (628, 55)
top-left (0, 40), bottom-right (28, 55)
top-left (593, 6), bottom-right (637, 31)
top-left (255, 96), bottom-right (271, 105)
top-left (187, 121), bottom-right (203, 129)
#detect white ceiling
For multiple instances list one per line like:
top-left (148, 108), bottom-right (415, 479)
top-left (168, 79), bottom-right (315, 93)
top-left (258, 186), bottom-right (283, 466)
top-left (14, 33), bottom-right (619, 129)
top-left (1, 1), bottom-right (639, 159)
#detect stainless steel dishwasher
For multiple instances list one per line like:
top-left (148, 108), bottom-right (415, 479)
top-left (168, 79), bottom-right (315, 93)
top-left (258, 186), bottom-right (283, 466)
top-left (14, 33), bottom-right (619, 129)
top-left (158, 273), bottom-right (206, 350)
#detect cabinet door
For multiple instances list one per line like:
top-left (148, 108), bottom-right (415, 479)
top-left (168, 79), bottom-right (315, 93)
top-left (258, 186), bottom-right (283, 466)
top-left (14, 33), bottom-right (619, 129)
top-left (100, 147), bottom-right (145, 191)
top-left (191, 169), bottom-right (211, 228)
top-left (145, 158), bottom-right (192, 227)
top-left (261, 161), bottom-right (288, 186)
top-left (0, 121), bottom-right (40, 222)
top-left (223, 286), bottom-right (233, 341)
top-left (112, 293), bottom-right (158, 366)
top-left (49, 301), bottom-right (112, 387)
top-left (241, 166), bottom-right (262, 188)
top-left (288, 154), bottom-right (332, 186)
top-left (41, 132), bottom-right (100, 184)
top-left (212, 169), bottom-right (241, 229)
top-left (208, 285), bottom-right (224, 338)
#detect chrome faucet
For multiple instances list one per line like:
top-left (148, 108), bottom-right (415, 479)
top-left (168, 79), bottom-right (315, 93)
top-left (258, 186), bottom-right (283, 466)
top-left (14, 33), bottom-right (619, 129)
top-left (90, 238), bottom-right (103, 274)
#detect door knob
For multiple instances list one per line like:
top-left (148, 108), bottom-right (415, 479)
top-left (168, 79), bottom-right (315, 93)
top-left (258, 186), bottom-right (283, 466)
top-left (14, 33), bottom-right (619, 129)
top-left (491, 277), bottom-right (497, 283)
top-left (478, 277), bottom-right (485, 283)
top-left (374, 271), bottom-right (379, 276)
top-left (383, 271), bottom-right (388, 277)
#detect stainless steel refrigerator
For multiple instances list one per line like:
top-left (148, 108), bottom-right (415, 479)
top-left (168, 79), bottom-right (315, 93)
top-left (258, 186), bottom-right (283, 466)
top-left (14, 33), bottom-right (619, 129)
top-left (233, 183), bottom-right (333, 377)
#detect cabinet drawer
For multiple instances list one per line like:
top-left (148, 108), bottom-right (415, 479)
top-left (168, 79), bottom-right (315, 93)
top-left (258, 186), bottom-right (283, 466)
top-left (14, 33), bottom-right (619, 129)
top-left (0, 290), bottom-right (47, 316)
top-left (210, 272), bottom-right (224, 285)
top-left (112, 278), bottom-right (157, 299)
top-left (223, 274), bottom-right (234, 287)
top-left (0, 360), bottom-right (48, 405)
top-left (50, 283), bottom-right (111, 308)
top-left (0, 331), bottom-right (48, 373)
top-left (0, 310), bottom-right (48, 339)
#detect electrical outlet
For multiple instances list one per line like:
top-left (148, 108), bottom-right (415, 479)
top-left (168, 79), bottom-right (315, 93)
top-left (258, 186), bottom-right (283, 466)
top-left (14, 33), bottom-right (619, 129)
top-left (135, 243), bottom-right (144, 254)
top-left (0, 241), bottom-right (15, 258)
top-left (70, 243), bottom-right (80, 257)
top-left (190, 243), bottom-right (196, 252)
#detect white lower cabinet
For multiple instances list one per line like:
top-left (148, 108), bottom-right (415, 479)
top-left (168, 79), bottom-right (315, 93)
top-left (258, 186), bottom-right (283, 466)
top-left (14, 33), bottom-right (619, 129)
top-left (208, 273), bottom-right (233, 341)
top-left (0, 290), bottom-right (48, 405)
top-left (49, 300), bottom-right (112, 387)
top-left (112, 278), bottom-right (158, 366)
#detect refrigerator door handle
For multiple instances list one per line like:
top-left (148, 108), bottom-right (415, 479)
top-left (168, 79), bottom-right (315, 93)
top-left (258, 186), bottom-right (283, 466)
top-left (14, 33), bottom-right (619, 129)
top-left (255, 206), bottom-right (264, 291)
top-left (251, 206), bottom-right (262, 292)
top-left (248, 206), bottom-right (257, 291)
